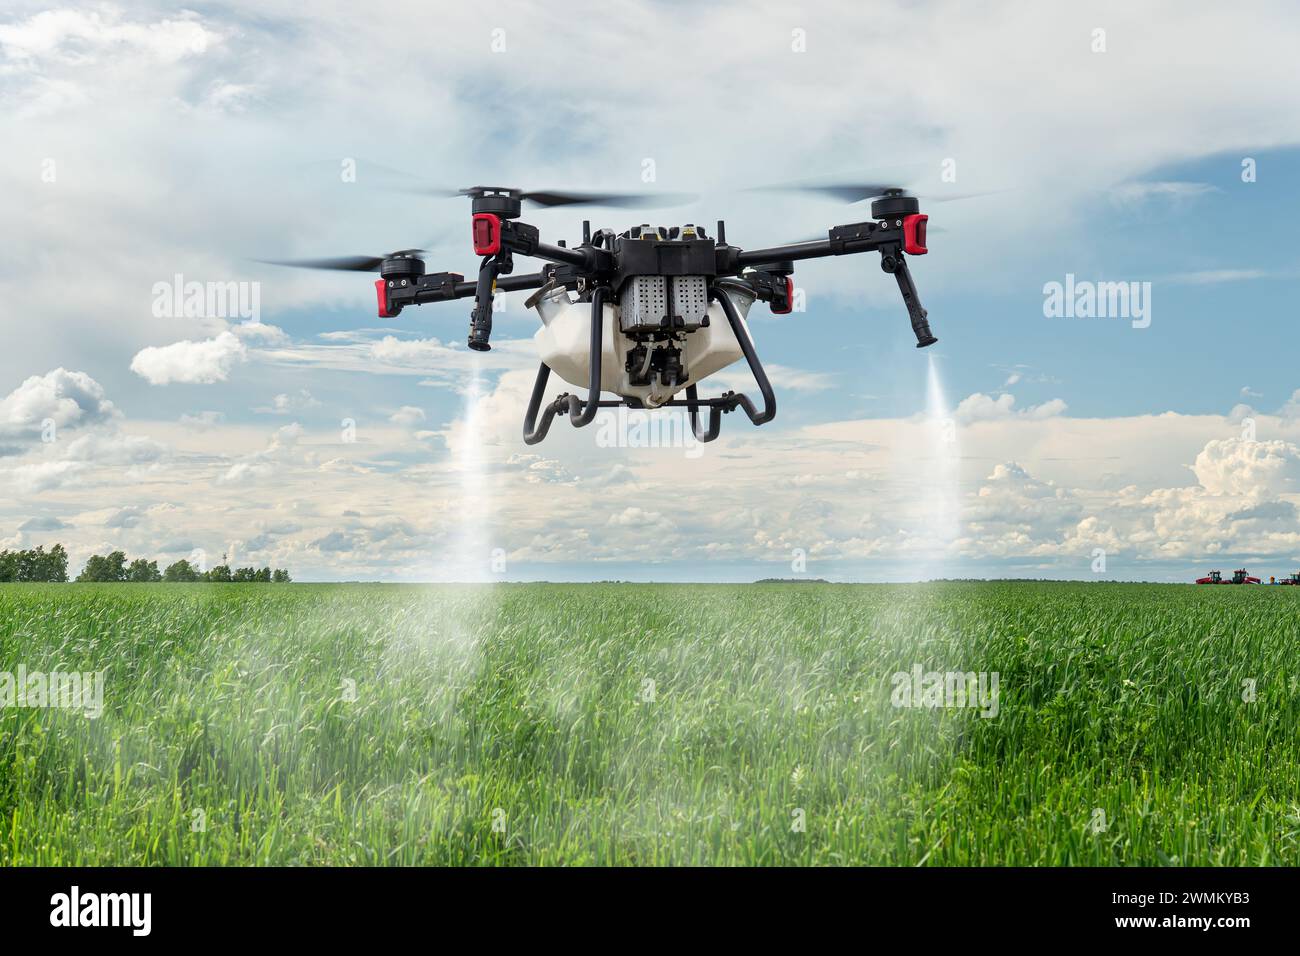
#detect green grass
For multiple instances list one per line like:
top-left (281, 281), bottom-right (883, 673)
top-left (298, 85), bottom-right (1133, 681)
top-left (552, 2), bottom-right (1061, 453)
top-left (2, 581), bottom-right (1298, 865)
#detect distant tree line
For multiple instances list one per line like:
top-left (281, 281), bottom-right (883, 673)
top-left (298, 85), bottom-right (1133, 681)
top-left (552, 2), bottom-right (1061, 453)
top-left (0, 544), bottom-right (70, 582)
top-left (0, 544), bottom-right (290, 583)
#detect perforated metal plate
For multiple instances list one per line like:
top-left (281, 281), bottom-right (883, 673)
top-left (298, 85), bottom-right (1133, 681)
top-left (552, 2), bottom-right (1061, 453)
top-left (618, 275), bottom-right (709, 333)
top-left (619, 276), bottom-right (668, 332)
top-left (672, 276), bottom-right (709, 326)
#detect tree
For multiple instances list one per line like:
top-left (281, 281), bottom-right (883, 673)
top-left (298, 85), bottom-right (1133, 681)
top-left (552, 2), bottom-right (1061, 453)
top-left (40, 544), bottom-right (70, 582)
top-left (77, 551), bottom-right (128, 582)
top-left (163, 559), bottom-right (201, 582)
top-left (127, 558), bottom-right (162, 582)
top-left (0, 544), bottom-right (290, 584)
top-left (0, 545), bottom-right (69, 582)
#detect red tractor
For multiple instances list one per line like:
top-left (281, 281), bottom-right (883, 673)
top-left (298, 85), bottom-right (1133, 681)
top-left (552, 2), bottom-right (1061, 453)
top-left (1196, 569), bottom-right (1261, 584)
top-left (1278, 572), bottom-right (1300, 586)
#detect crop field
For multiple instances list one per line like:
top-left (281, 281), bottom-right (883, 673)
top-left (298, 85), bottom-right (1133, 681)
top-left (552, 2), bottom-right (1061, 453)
top-left (2, 582), bottom-right (1298, 866)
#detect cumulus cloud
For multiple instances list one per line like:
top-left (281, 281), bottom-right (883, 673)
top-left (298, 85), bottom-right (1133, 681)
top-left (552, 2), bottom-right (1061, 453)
top-left (1192, 438), bottom-right (1300, 497)
top-left (19, 515), bottom-right (67, 531)
top-left (954, 392), bottom-right (1067, 424)
top-left (217, 422), bottom-right (304, 484)
top-left (0, 368), bottom-right (118, 435)
top-left (231, 321), bottom-right (287, 343)
top-left (62, 432), bottom-right (168, 466)
top-left (313, 530), bottom-right (355, 552)
top-left (131, 331), bottom-right (247, 385)
top-left (105, 506), bottom-right (144, 528)
top-left (8, 459), bottom-right (86, 494)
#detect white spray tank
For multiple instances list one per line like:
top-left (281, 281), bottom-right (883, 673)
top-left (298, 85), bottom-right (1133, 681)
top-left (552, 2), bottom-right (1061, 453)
top-left (528, 278), bottom-right (755, 408)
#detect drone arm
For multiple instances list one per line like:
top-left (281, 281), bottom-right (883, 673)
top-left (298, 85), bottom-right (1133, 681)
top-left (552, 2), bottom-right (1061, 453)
top-left (732, 219), bottom-right (937, 348)
top-left (731, 221), bottom-right (891, 269)
top-left (382, 269), bottom-right (552, 316)
top-left (494, 216), bottom-right (604, 272)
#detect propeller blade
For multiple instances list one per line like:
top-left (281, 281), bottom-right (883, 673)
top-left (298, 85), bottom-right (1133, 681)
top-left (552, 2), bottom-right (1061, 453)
top-left (750, 181), bottom-right (909, 202)
top-left (754, 178), bottom-right (1003, 205)
top-left (519, 189), bottom-right (696, 209)
top-left (256, 249), bottom-right (430, 273)
top-left (258, 255), bottom-right (384, 272)
top-left (390, 184), bottom-right (696, 208)
top-left (783, 184), bottom-right (910, 203)
top-left (397, 186), bottom-right (470, 198)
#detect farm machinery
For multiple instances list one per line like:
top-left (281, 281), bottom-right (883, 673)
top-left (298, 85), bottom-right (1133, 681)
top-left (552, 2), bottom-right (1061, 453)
top-left (1195, 569), bottom-right (1260, 585)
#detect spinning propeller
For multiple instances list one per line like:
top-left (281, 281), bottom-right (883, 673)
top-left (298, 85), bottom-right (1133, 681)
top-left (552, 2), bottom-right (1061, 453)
top-left (257, 249), bottom-right (430, 273)
top-left (400, 184), bottom-right (696, 209)
top-left (755, 180), bottom-right (1002, 205)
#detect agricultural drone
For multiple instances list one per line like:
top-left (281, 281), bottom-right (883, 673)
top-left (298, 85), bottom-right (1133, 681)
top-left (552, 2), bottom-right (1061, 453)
top-left (267, 184), bottom-right (937, 444)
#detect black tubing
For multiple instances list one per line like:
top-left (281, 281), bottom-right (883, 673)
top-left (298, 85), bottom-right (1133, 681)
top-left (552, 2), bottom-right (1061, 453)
top-left (568, 286), bottom-right (607, 427)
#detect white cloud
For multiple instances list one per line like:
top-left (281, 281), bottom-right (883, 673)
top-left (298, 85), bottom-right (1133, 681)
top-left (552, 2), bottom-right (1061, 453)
top-left (389, 405), bottom-right (426, 427)
top-left (255, 390), bottom-right (320, 415)
top-left (9, 459), bottom-right (86, 493)
top-left (1191, 438), bottom-right (1300, 497)
top-left (131, 331), bottom-right (247, 385)
top-left (180, 410), bottom-right (224, 430)
top-left (712, 364), bottom-right (833, 394)
top-left (0, 9), bottom-right (216, 65)
top-left (0, 368), bottom-right (118, 435)
top-left (954, 392), bottom-right (1067, 424)
top-left (62, 432), bottom-right (167, 466)
top-left (231, 321), bottom-right (287, 343)
top-left (19, 515), bottom-right (68, 531)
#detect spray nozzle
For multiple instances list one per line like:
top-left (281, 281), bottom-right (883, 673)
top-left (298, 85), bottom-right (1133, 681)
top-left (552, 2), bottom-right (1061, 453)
top-left (468, 256), bottom-right (501, 351)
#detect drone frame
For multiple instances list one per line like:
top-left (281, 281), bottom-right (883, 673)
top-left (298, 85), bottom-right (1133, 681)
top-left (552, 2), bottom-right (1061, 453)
top-left (372, 186), bottom-right (936, 444)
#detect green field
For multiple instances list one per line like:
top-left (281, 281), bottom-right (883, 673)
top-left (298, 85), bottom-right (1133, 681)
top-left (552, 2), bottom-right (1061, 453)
top-left (2, 582), bottom-right (1298, 865)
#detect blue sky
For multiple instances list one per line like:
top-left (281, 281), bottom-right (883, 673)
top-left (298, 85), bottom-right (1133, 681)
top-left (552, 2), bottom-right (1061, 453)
top-left (4, 1), bottom-right (1300, 582)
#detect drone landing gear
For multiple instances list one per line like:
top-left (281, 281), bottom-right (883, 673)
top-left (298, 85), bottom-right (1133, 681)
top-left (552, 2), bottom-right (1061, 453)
top-left (678, 286), bottom-right (775, 443)
top-left (522, 288), bottom-right (610, 445)
top-left (521, 285), bottom-right (776, 446)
